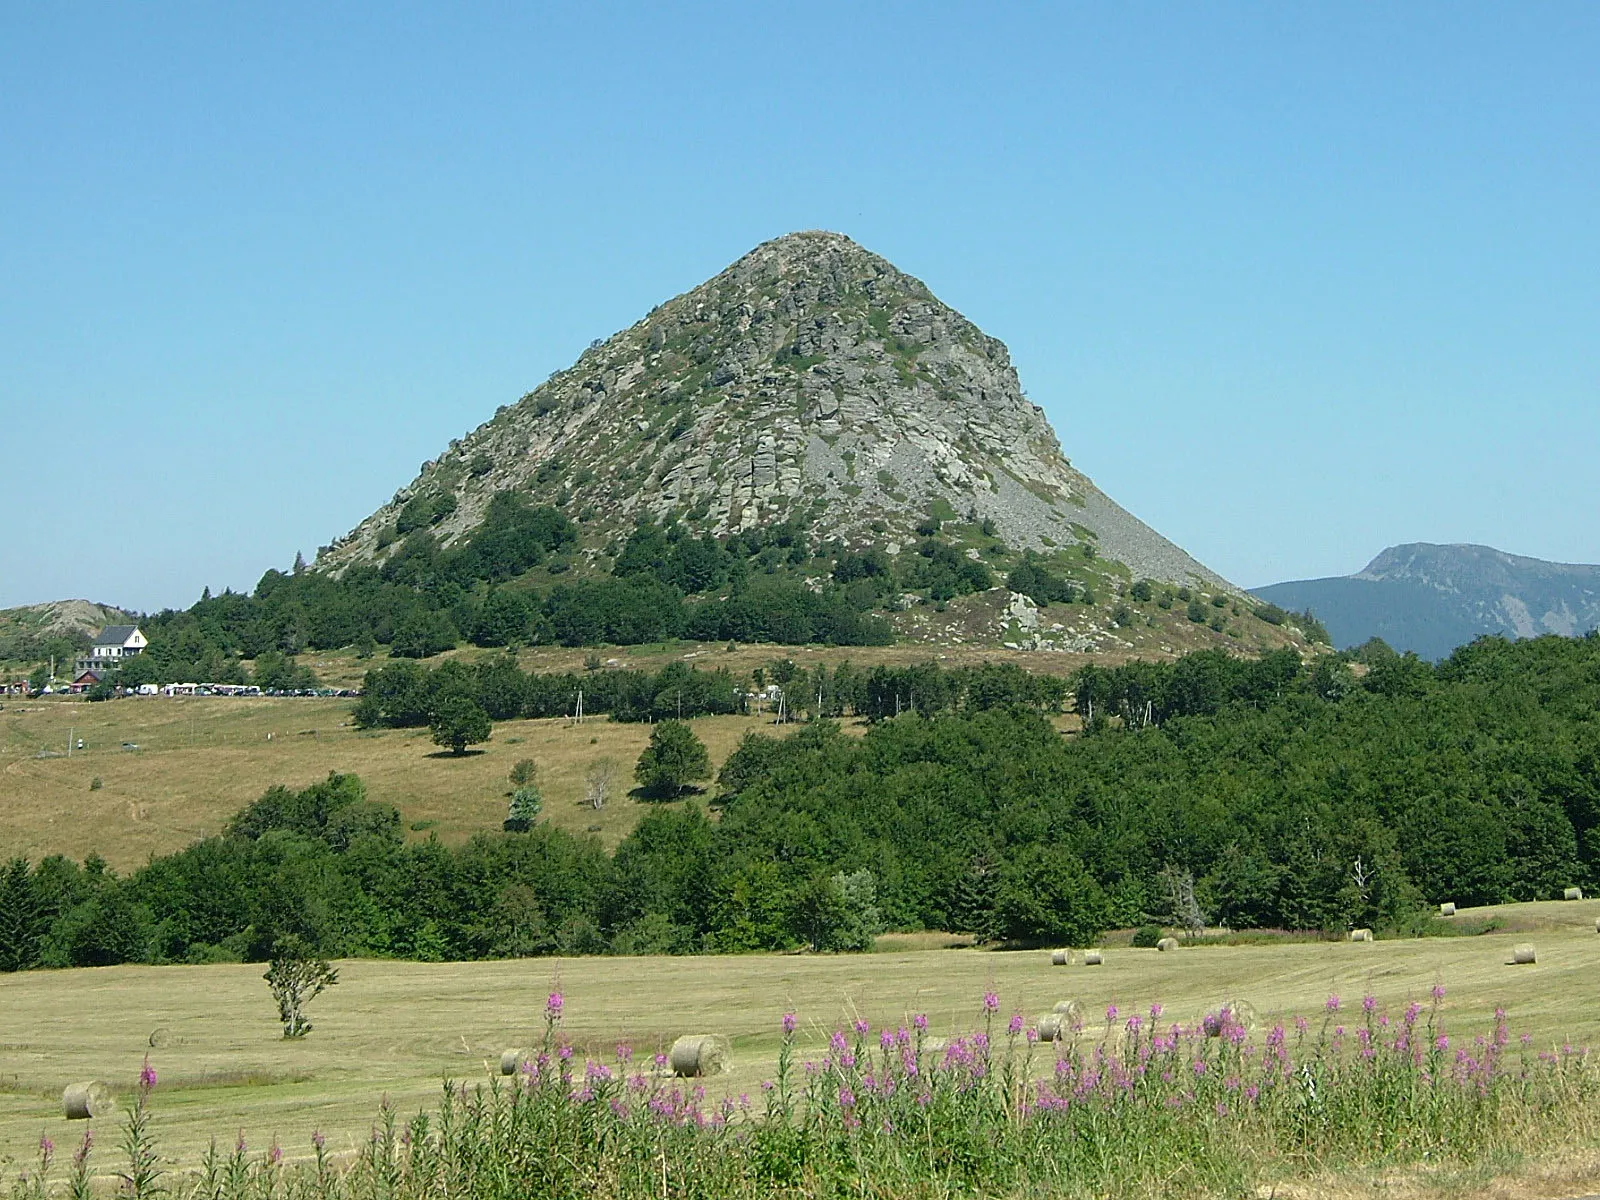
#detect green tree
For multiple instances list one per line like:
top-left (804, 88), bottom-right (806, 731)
top-left (634, 720), bottom-right (711, 798)
top-left (430, 695), bottom-right (492, 755)
top-left (992, 844), bottom-right (1110, 947)
top-left (505, 786), bottom-right (543, 832)
top-left (0, 858), bottom-right (42, 972)
top-left (264, 935), bottom-right (339, 1038)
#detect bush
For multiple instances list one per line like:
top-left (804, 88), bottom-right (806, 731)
top-left (1131, 924), bottom-right (1164, 948)
top-left (504, 786), bottom-right (543, 832)
top-left (1186, 599), bottom-right (1209, 623)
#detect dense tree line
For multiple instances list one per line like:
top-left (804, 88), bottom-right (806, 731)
top-left (352, 657), bottom-right (1072, 730)
top-left (111, 499), bottom-right (911, 684)
top-left (4, 633), bottom-right (1594, 973)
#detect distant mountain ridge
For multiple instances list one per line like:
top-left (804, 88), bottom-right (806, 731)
top-left (1253, 543), bottom-right (1600, 659)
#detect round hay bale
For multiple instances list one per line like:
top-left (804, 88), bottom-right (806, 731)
top-left (668, 1034), bottom-right (730, 1078)
top-left (1082, 949), bottom-right (1104, 966)
top-left (1052, 999), bottom-right (1083, 1021)
top-left (147, 1028), bottom-right (169, 1049)
top-left (1050, 948), bottom-right (1070, 966)
top-left (1564, 887), bottom-right (1584, 901)
top-left (1439, 902), bottom-right (1456, 917)
top-left (1349, 928), bottom-right (1373, 943)
top-left (1156, 937), bottom-right (1179, 952)
top-left (1511, 943), bottom-right (1536, 965)
top-left (499, 1049), bottom-right (521, 1076)
top-left (1034, 1012), bottom-right (1068, 1042)
top-left (1594, 916), bottom-right (1600, 935)
top-left (62, 1082), bottom-right (114, 1120)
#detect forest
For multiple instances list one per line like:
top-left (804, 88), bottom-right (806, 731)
top-left (1, 632), bottom-right (1595, 971)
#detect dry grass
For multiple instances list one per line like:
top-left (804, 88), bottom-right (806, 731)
top-left (0, 696), bottom-right (818, 868)
top-left (0, 901), bottom-right (1596, 1168)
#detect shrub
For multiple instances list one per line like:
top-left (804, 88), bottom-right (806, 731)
top-left (504, 786), bottom-right (543, 832)
top-left (1131, 924), bottom-right (1164, 948)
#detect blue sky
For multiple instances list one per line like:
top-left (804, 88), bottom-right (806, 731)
top-left (3, 3), bottom-right (1596, 611)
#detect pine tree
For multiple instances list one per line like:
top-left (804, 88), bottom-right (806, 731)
top-left (0, 858), bottom-right (42, 972)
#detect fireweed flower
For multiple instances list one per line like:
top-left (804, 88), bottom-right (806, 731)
top-left (139, 1057), bottom-right (158, 1090)
top-left (546, 992), bottom-right (564, 1020)
top-left (912, 1013), bottom-right (928, 1032)
top-left (781, 1012), bottom-right (797, 1035)
top-left (1326, 995), bottom-right (1341, 1013)
top-left (1363, 995), bottom-right (1377, 1015)
top-left (854, 1018), bottom-right (870, 1036)
top-left (1105, 1005), bottom-right (1119, 1023)
top-left (1431, 984), bottom-right (1446, 1002)
top-left (982, 991), bottom-right (1000, 1014)
top-left (311, 1131), bottom-right (325, 1151)
top-left (1008, 1014), bottom-right (1025, 1036)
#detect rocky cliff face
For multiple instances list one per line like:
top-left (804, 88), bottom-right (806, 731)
top-left (320, 231), bottom-right (1232, 588)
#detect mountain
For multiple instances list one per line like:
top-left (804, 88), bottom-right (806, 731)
top-left (323, 232), bottom-right (1229, 585)
top-left (0, 599), bottom-right (135, 662)
top-left (1253, 543), bottom-right (1600, 659)
top-left (311, 231), bottom-right (1312, 656)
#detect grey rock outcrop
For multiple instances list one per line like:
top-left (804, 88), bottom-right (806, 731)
top-left (321, 231), bottom-right (1234, 590)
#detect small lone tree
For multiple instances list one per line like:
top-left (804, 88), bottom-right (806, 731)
top-left (634, 720), bottom-right (710, 798)
top-left (430, 695), bottom-right (492, 755)
top-left (264, 937), bottom-right (338, 1038)
top-left (584, 757), bottom-right (616, 810)
top-left (504, 785), bottom-right (542, 831)
top-left (1159, 865), bottom-right (1208, 939)
top-left (509, 758), bottom-right (538, 787)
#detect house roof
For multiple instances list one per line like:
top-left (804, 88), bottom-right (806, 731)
top-left (73, 669), bottom-right (106, 682)
top-left (92, 625), bottom-right (141, 646)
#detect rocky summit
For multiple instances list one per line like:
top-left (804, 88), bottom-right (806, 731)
top-left (321, 232), bottom-right (1232, 591)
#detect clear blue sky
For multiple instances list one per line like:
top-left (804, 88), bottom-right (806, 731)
top-left (3, 3), bottom-right (1596, 611)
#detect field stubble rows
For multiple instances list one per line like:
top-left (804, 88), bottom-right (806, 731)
top-left (0, 903), bottom-right (1597, 1169)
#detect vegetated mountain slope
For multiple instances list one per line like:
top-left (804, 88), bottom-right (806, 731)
top-left (320, 232), bottom-right (1232, 590)
top-left (1253, 543), bottom-right (1600, 659)
top-left (0, 599), bottom-right (134, 663)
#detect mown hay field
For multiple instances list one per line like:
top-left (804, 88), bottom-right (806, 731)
top-left (0, 696), bottom-right (799, 869)
top-left (1, 900), bottom-right (1596, 1167)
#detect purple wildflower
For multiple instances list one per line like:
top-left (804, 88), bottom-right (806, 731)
top-left (312, 1130), bottom-right (326, 1151)
top-left (982, 990), bottom-right (999, 1014)
top-left (1008, 1014), bottom-right (1024, 1036)
top-left (546, 991), bottom-right (564, 1019)
top-left (1105, 1004), bottom-right (1119, 1023)
top-left (1325, 994), bottom-right (1341, 1013)
top-left (912, 1013), bottom-right (928, 1032)
top-left (854, 1018), bottom-right (870, 1036)
top-left (781, 1012), bottom-right (797, 1035)
top-left (139, 1056), bottom-right (157, 1090)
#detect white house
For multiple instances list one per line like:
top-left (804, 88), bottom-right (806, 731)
top-left (75, 625), bottom-right (147, 677)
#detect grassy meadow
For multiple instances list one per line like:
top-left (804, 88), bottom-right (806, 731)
top-left (0, 693), bottom-right (820, 869)
top-left (0, 898), bottom-right (1596, 1175)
